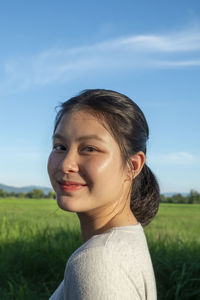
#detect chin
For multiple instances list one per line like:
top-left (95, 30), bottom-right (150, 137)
top-left (57, 198), bottom-right (76, 212)
top-left (56, 195), bottom-right (86, 213)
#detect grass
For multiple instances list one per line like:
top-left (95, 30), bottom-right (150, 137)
top-left (146, 204), bottom-right (200, 299)
top-left (145, 204), bottom-right (200, 242)
top-left (0, 199), bottom-right (199, 299)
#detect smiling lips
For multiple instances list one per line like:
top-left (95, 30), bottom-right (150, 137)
top-left (59, 181), bottom-right (87, 191)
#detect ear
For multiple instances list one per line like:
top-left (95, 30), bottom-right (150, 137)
top-left (126, 151), bottom-right (146, 180)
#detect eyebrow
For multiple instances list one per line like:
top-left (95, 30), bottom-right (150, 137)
top-left (53, 133), bottom-right (106, 143)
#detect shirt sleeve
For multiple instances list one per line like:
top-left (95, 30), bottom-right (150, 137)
top-left (63, 246), bottom-right (142, 300)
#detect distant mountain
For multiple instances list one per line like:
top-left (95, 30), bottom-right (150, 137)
top-left (0, 183), bottom-right (52, 194)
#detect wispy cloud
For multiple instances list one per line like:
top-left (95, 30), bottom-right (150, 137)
top-left (1, 25), bottom-right (200, 93)
top-left (155, 59), bottom-right (200, 68)
top-left (149, 152), bottom-right (200, 165)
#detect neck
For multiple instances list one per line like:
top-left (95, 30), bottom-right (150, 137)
top-left (77, 202), bottom-right (138, 243)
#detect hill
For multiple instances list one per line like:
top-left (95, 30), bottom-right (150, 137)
top-left (0, 183), bottom-right (51, 195)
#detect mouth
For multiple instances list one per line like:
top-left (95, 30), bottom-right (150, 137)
top-left (58, 181), bottom-right (88, 192)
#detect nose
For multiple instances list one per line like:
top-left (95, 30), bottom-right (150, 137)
top-left (59, 149), bottom-right (79, 173)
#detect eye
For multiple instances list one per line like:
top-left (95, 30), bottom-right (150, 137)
top-left (53, 144), bottom-right (66, 151)
top-left (82, 146), bottom-right (97, 153)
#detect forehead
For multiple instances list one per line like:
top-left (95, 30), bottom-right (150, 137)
top-left (55, 110), bottom-right (113, 141)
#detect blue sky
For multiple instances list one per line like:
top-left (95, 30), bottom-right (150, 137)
top-left (0, 0), bottom-right (199, 193)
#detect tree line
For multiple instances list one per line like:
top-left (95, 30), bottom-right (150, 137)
top-left (0, 188), bottom-right (200, 204)
top-left (0, 189), bottom-right (56, 199)
top-left (160, 189), bottom-right (200, 204)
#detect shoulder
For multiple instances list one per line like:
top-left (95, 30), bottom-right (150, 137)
top-left (67, 223), bottom-right (150, 272)
top-left (63, 226), bottom-right (156, 299)
top-left (67, 244), bottom-right (121, 277)
top-left (64, 246), bottom-right (142, 299)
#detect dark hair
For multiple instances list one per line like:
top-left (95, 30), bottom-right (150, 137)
top-left (54, 89), bottom-right (160, 226)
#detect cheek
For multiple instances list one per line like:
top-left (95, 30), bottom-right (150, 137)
top-left (85, 154), bottom-right (121, 185)
top-left (47, 152), bottom-right (56, 179)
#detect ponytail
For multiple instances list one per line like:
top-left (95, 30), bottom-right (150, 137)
top-left (130, 164), bottom-right (160, 226)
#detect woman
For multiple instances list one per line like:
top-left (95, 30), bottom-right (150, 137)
top-left (48, 89), bottom-right (160, 300)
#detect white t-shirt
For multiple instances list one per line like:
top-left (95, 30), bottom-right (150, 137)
top-left (49, 223), bottom-right (157, 300)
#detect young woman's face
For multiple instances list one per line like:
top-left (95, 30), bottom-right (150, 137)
top-left (48, 110), bottom-right (130, 215)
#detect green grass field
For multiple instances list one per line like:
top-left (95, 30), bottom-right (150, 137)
top-left (0, 198), bottom-right (199, 300)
